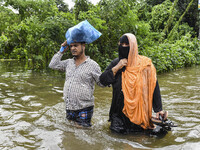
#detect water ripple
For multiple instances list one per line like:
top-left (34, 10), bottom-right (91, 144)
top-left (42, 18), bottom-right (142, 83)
top-left (0, 61), bottom-right (199, 149)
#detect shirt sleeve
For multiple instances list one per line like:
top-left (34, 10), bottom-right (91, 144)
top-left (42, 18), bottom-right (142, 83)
top-left (153, 80), bottom-right (163, 112)
top-left (49, 52), bottom-right (68, 72)
top-left (100, 59), bottom-right (118, 86)
top-left (92, 61), bottom-right (104, 87)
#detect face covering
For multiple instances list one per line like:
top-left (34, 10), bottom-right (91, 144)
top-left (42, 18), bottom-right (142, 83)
top-left (118, 35), bottom-right (130, 60)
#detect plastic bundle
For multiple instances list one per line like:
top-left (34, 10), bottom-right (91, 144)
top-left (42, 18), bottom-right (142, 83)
top-left (65, 20), bottom-right (102, 45)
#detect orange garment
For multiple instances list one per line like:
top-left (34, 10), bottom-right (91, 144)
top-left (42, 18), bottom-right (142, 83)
top-left (121, 33), bottom-right (157, 129)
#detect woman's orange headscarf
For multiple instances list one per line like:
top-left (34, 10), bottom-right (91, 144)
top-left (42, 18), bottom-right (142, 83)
top-left (121, 33), bottom-right (157, 129)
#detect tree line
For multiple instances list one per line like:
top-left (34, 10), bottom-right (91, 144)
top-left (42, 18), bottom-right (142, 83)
top-left (0, 0), bottom-right (199, 72)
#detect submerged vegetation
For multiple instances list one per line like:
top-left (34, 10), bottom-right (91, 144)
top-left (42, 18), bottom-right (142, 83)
top-left (0, 0), bottom-right (199, 72)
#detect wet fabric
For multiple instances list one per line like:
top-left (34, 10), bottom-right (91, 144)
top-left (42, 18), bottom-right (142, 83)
top-left (49, 52), bottom-right (102, 110)
top-left (66, 106), bottom-right (94, 127)
top-left (121, 33), bottom-right (157, 129)
top-left (100, 58), bottom-right (163, 133)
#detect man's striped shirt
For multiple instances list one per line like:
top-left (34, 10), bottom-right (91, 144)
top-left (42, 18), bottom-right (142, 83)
top-left (49, 52), bottom-right (102, 110)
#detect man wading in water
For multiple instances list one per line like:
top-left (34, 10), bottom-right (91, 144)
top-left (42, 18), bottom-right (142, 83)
top-left (49, 20), bottom-right (103, 127)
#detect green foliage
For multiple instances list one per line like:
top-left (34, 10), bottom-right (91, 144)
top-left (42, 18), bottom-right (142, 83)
top-left (121, 9), bottom-right (151, 43)
top-left (0, 6), bottom-right (20, 34)
top-left (55, 0), bottom-right (69, 12)
top-left (0, 34), bottom-right (9, 58)
top-left (149, 0), bottom-right (173, 32)
top-left (146, 0), bottom-right (165, 6)
top-left (73, 0), bottom-right (92, 19)
top-left (0, 0), bottom-right (199, 72)
top-left (10, 47), bottom-right (28, 60)
top-left (167, 23), bottom-right (195, 41)
top-left (146, 0), bottom-right (199, 36)
top-left (141, 33), bottom-right (199, 72)
top-left (176, 0), bottom-right (199, 36)
top-left (162, 0), bottom-right (178, 35)
top-left (167, 0), bottom-right (195, 40)
top-left (1, 0), bottom-right (74, 70)
top-left (4, 0), bottom-right (58, 20)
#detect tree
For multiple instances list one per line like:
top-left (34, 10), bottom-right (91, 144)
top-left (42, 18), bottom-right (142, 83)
top-left (145, 0), bottom-right (165, 6)
top-left (0, 6), bottom-right (19, 34)
top-left (176, 0), bottom-right (199, 36)
top-left (0, 0), bottom-right (199, 71)
top-left (73, 0), bottom-right (92, 19)
top-left (146, 0), bottom-right (199, 37)
top-left (55, 0), bottom-right (69, 12)
top-left (3, 0), bottom-right (58, 21)
top-left (168, 0), bottom-right (195, 40)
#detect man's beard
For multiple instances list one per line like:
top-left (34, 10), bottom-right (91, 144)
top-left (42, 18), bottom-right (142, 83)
top-left (72, 48), bottom-right (84, 58)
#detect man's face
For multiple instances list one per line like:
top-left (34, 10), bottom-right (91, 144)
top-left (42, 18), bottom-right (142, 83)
top-left (69, 43), bottom-right (85, 58)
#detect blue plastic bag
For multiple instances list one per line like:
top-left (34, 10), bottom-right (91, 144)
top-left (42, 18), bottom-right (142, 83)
top-left (60, 46), bottom-right (67, 53)
top-left (65, 20), bottom-right (102, 45)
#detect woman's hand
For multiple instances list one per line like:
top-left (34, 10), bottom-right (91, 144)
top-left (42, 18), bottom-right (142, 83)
top-left (156, 110), bottom-right (168, 121)
top-left (118, 59), bottom-right (128, 69)
top-left (112, 59), bottom-right (128, 76)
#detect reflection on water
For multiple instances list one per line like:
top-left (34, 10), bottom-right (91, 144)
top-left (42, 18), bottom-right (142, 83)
top-left (0, 61), bottom-right (199, 150)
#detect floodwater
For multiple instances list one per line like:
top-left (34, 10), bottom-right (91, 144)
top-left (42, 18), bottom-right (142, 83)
top-left (0, 61), bottom-right (199, 150)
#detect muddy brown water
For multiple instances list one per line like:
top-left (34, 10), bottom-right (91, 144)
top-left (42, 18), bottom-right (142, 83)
top-left (0, 61), bottom-right (199, 150)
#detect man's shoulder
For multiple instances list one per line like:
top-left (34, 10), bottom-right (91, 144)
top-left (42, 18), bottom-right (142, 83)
top-left (65, 58), bottom-right (74, 63)
top-left (87, 57), bottom-right (99, 66)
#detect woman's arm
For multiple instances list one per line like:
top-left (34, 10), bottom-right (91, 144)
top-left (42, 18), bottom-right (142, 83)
top-left (100, 58), bottom-right (127, 86)
top-left (153, 80), bottom-right (165, 119)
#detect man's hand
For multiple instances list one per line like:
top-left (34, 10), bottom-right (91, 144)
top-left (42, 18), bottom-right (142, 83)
top-left (61, 41), bottom-right (67, 47)
top-left (60, 41), bottom-right (69, 53)
top-left (112, 59), bottom-right (128, 76)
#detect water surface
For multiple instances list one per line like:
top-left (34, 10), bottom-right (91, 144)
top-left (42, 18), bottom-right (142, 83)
top-left (0, 61), bottom-right (199, 150)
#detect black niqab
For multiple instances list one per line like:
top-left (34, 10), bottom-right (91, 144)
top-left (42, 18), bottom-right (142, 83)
top-left (118, 35), bottom-right (130, 60)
